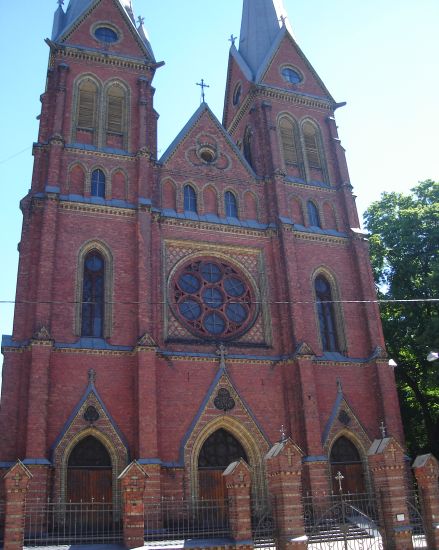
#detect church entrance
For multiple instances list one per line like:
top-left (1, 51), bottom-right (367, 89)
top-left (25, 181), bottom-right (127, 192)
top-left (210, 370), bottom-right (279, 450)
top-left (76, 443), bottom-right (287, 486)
top-left (67, 435), bottom-right (113, 502)
top-left (198, 429), bottom-right (248, 501)
top-left (330, 437), bottom-right (366, 494)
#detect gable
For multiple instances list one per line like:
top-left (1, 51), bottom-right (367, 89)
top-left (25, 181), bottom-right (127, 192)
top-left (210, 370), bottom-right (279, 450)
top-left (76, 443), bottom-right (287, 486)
top-left (258, 33), bottom-right (334, 101)
top-left (160, 105), bottom-right (256, 180)
top-left (223, 50), bottom-right (254, 131)
top-left (58, 0), bottom-right (153, 61)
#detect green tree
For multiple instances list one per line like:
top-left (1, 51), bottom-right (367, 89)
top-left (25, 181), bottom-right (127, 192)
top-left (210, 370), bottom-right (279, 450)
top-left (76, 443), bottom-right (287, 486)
top-left (364, 180), bottom-right (439, 457)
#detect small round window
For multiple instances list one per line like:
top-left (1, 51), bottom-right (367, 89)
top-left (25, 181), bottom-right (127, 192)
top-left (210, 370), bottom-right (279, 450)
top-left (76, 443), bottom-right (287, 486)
top-left (281, 67), bottom-right (302, 84)
top-left (171, 258), bottom-right (257, 340)
top-left (95, 26), bottom-right (119, 43)
top-left (199, 147), bottom-right (216, 164)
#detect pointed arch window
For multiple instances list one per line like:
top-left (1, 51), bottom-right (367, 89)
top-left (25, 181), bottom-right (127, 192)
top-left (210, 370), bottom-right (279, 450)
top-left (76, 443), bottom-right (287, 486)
top-left (225, 191), bottom-right (238, 218)
top-left (279, 117), bottom-right (298, 165)
top-left (303, 122), bottom-right (322, 170)
top-left (243, 126), bottom-right (253, 169)
top-left (184, 185), bottom-right (198, 213)
top-left (315, 275), bottom-right (339, 352)
top-left (307, 201), bottom-right (321, 227)
top-left (91, 169), bottom-right (106, 198)
top-left (81, 251), bottom-right (105, 338)
top-left (77, 80), bottom-right (97, 131)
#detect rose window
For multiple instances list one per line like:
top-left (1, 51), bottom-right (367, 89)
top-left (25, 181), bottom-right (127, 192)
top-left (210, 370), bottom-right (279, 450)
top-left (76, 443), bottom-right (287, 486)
top-left (171, 259), bottom-right (256, 340)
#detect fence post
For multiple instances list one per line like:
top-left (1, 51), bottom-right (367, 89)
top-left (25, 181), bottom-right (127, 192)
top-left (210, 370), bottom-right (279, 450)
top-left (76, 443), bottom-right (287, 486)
top-left (368, 437), bottom-right (414, 550)
top-left (118, 461), bottom-right (149, 550)
top-left (3, 461), bottom-right (32, 550)
top-left (413, 453), bottom-right (439, 549)
top-left (223, 459), bottom-right (253, 548)
top-left (265, 438), bottom-right (306, 549)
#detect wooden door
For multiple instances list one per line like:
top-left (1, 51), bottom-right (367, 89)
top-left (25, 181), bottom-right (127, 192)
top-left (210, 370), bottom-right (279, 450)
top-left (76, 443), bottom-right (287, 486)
top-left (331, 463), bottom-right (366, 494)
top-left (67, 468), bottom-right (113, 503)
top-left (199, 470), bottom-right (227, 501)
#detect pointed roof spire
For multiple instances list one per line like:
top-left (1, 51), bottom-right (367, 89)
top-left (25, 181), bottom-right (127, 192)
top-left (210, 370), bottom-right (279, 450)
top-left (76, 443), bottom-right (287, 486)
top-left (238, 0), bottom-right (293, 75)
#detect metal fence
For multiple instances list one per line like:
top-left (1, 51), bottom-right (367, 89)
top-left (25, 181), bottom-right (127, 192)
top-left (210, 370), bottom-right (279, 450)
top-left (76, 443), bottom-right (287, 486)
top-left (252, 497), bottom-right (277, 548)
top-left (303, 492), bottom-right (384, 549)
top-left (143, 498), bottom-right (231, 546)
top-left (24, 500), bottom-right (122, 547)
top-left (407, 490), bottom-right (427, 549)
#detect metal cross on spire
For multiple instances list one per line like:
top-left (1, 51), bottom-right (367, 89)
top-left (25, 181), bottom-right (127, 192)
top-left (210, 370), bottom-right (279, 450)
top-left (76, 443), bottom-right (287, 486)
top-left (229, 34), bottom-right (237, 47)
top-left (137, 16), bottom-right (145, 27)
top-left (196, 79), bottom-right (210, 103)
top-left (57, 0), bottom-right (64, 6)
top-left (279, 15), bottom-right (287, 27)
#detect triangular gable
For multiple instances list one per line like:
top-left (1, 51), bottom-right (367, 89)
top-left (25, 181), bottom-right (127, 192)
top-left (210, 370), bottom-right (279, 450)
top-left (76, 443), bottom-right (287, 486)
top-left (55, 0), bottom-right (155, 62)
top-left (179, 365), bottom-right (270, 465)
top-left (159, 103), bottom-right (256, 178)
top-left (51, 374), bottom-right (129, 457)
top-left (322, 382), bottom-right (371, 451)
top-left (256, 27), bottom-right (335, 102)
top-left (222, 46), bottom-right (254, 129)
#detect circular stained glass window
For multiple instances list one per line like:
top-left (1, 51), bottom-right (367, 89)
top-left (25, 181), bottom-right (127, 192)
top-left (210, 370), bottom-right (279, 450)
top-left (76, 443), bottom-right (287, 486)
top-left (172, 258), bottom-right (257, 340)
top-left (281, 67), bottom-right (302, 84)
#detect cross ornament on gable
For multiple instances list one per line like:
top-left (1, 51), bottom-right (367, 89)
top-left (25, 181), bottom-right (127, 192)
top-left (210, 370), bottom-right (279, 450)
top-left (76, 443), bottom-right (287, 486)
top-left (379, 421), bottom-right (387, 439)
top-left (286, 446), bottom-right (294, 467)
top-left (196, 79), bottom-right (210, 103)
top-left (388, 444), bottom-right (397, 463)
top-left (137, 16), bottom-right (145, 27)
top-left (57, 0), bottom-right (64, 6)
top-left (229, 34), bottom-right (237, 47)
top-left (279, 15), bottom-right (286, 26)
top-left (280, 424), bottom-right (287, 442)
top-left (13, 472), bottom-right (21, 487)
top-left (237, 471), bottom-right (245, 483)
top-left (216, 343), bottom-right (228, 371)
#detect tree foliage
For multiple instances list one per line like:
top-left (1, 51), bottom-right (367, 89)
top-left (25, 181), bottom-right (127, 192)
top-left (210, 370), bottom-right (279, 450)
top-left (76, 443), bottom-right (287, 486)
top-left (364, 180), bottom-right (439, 457)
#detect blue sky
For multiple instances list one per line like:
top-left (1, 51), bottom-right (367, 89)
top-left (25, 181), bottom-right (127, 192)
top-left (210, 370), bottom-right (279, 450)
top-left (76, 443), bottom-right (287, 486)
top-left (0, 0), bottom-right (438, 363)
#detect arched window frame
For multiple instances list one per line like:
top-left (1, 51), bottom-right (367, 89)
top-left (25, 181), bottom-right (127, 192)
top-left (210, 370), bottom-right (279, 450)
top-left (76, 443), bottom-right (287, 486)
top-left (301, 119), bottom-right (329, 184)
top-left (184, 184), bottom-right (198, 213)
top-left (312, 269), bottom-right (346, 354)
top-left (91, 168), bottom-right (106, 198)
top-left (225, 190), bottom-right (239, 219)
top-left (278, 115), bottom-right (301, 168)
top-left (103, 80), bottom-right (130, 151)
top-left (243, 126), bottom-right (253, 169)
top-left (73, 75), bottom-right (101, 146)
top-left (307, 200), bottom-right (321, 228)
top-left (75, 241), bottom-right (114, 338)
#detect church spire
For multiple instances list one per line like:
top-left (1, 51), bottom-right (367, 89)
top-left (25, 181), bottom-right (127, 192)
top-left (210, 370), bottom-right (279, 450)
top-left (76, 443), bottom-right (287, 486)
top-left (238, 0), bottom-right (292, 75)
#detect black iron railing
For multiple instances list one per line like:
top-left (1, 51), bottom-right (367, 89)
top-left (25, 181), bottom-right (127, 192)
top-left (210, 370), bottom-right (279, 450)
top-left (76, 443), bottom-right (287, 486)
top-left (143, 498), bottom-right (231, 546)
top-left (303, 492), bottom-right (384, 548)
top-left (24, 499), bottom-right (122, 547)
top-left (0, 501), bottom-right (5, 547)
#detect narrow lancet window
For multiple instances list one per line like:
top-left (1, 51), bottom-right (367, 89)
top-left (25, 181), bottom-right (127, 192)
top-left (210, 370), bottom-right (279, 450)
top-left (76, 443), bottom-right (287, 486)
top-left (307, 201), bottom-right (321, 227)
top-left (315, 275), bottom-right (339, 352)
top-left (184, 185), bottom-right (197, 213)
top-left (81, 252), bottom-right (105, 338)
top-left (91, 169), bottom-right (106, 198)
top-left (225, 191), bottom-right (238, 218)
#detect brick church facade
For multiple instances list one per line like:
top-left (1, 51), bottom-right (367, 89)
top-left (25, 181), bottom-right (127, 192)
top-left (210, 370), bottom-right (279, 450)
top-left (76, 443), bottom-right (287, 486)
top-left (1, 0), bottom-right (407, 514)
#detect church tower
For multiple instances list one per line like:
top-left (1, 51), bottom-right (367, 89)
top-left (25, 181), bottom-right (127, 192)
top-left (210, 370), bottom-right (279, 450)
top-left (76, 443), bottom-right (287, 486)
top-left (0, 0), bottom-right (408, 522)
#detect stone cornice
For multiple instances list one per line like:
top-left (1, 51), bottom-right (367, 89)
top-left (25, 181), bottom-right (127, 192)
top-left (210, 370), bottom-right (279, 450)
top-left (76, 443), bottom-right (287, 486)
top-left (59, 201), bottom-right (136, 218)
top-left (283, 226), bottom-right (349, 245)
top-left (160, 216), bottom-right (276, 238)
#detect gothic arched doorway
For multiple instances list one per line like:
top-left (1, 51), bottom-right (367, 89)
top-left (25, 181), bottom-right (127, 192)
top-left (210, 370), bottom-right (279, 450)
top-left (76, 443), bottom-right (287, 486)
top-left (198, 429), bottom-right (248, 501)
top-left (330, 436), bottom-right (366, 494)
top-left (67, 435), bottom-right (113, 502)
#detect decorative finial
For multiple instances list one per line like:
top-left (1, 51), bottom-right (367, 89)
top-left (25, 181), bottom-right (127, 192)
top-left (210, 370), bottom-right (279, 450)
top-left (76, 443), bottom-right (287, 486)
top-left (279, 15), bottom-right (286, 27)
top-left (229, 34), bottom-right (237, 47)
top-left (216, 344), bottom-right (228, 371)
top-left (57, 0), bottom-right (64, 6)
top-left (335, 471), bottom-right (344, 493)
top-left (88, 369), bottom-right (96, 384)
top-left (137, 15), bottom-right (145, 27)
top-left (280, 425), bottom-right (287, 442)
top-left (196, 79), bottom-right (210, 103)
top-left (379, 421), bottom-right (387, 439)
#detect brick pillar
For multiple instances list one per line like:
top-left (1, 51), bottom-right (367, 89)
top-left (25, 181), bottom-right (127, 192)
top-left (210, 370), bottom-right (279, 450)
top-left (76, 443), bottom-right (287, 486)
top-left (368, 437), bottom-right (413, 550)
top-left (223, 459), bottom-right (253, 548)
top-left (265, 439), bottom-right (307, 549)
top-left (3, 461), bottom-right (32, 550)
top-left (413, 453), bottom-right (439, 549)
top-left (118, 461), bottom-right (149, 550)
